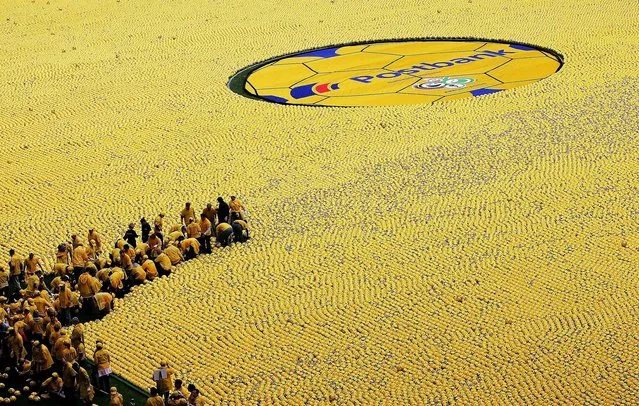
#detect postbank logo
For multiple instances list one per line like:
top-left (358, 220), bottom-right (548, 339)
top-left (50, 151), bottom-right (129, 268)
top-left (231, 40), bottom-right (563, 107)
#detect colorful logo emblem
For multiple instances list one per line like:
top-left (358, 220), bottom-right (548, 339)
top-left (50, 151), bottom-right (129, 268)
top-left (229, 39), bottom-right (563, 107)
top-left (414, 77), bottom-right (475, 90)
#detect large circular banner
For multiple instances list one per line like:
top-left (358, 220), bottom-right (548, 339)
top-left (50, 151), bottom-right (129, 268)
top-left (229, 39), bottom-right (563, 107)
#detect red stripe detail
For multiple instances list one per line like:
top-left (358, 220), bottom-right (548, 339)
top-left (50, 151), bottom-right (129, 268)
top-left (315, 83), bottom-right (330, 93)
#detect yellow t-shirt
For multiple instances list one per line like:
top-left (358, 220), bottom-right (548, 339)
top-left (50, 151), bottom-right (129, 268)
top-left (164, 246), bottom-right (182, 265)
top-left (180, 207), bottom-right (195, 222)
top-left (109, 270), bottom-right (126, 290)
top-left (120, 253), bottom-right (133, 270)
top-left (146, 396), bottom-right (165, 406)
top-left (229, 198), bottom-right (243, 212)
top-left (72, 246), bottom-right (88, 267)
top-left (9, 254), bottom-right (23, 275)
top-left (155, 253), bottom-right (172, 270)
top-left (25, 256), bottom-right (42, 273)
top-left (167, 231), bottom-right (184, 243)
top-left (186, 222), bottom-right (200, 238)
top-left (142, 259), bottom-right (158, 279)
top-left (199, 218), bottom-right (212, 235)
top-left (180, 238), bottom-right (200, 254)
top-left (131, 266), bottom-right (146, 282)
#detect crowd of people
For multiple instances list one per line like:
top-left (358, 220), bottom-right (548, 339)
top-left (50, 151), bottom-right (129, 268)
top-left (0, 197), bottom-right (249, 404)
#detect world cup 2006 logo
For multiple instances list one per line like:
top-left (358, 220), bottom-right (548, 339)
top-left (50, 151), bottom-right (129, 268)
top-left (414, 77), bottom-right (475, 90)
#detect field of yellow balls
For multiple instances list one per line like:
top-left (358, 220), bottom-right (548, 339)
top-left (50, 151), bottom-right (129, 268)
top-left (2, 0), bottom-right (639, 403)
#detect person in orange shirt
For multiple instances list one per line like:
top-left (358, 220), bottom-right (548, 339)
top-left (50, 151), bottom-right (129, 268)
top-left (201, 203), bottom-right (217, 226)
top-left (179, 237), bottom-right (200, 260)
top-left (154, 253), bottom-right (173, 277)
top-left (72, 244), bottom-right (89, 282)
top-left (94, 292), bottom-right (114, 317)
top-left (32, 340), bottom-right (54, 380)
top-left (186, 218), bottom-right (200, 240)
top-left (57, 284), bottom-right (72, 326)
top-left (87, 229), bottom-right (103, 255)
top-left (108, 269), bottom-right (126, 298)
top-left (148, 233), bottom-right (163, 258)
top-left (142, 256), bottom-right (158, 280)
top-left (164, 244), bottom-right (183, 266)
top-left (77, 270), bottom-right (101, 315)
top-left (229, 195), bottom-right (246, 221)
top-left (147, 387), bottom-right (165, 406)
top-left (70, 234), bottom-right (83, 249)
top-left (198, 213), bottom-right (212, 254)
top-left (110, 386), bottom-right (124, 406)
top-left (120, 248), bottom-right (133, 272)
top-left (25, 253), bottom-right (45, 274)
top-left (131, 265), bottom-right (146, 285)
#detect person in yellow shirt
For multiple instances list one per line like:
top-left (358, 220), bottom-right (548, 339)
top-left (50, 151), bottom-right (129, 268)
top-left (164, 244), bottom-right (183, 265)
top-left (136, 242), bottom-right (150, 260)
top-left (147, 387), bottom-right (165, 406)
top-left (94, 292), bottom-right (114, 317)
top-left (110, 247), bottom-right (122, 267)
top-left (109, 269), bottom-right (126, 297)
top-left (74, 361), bottom-right (93, 405)
top-left (62, 341), bottom-right (77, 364)
top-left (131, 265), bottom-right (146, 284)
top-left (32, 340), bottom-right (54, 379)
top-left (154, 253), bottom-right (173, 277)
top-left (8, 327), bottom-right (27, 363)
top-left (42, 372), bottom-right (64, 400)
top-left (110, 386), bottom-right (125, 406)
top-left (179, 237), bottom-right (200, 260)
top-left (198, 213), bottom-right (212, 254)
top-left (87, 229), bottom-right (103, 255)
top-left (154, 213), bottom-right (165, 240)
top-left (216, 223), bottom-right (233, 247)
top-left (25, 253), bottom-right (45, 274)
top-left (86, 239), bottom-right (98, 261)
top-left (229, 195), bottom-right (246, 221)
top-left (55, 243), bottom-right (71, 265)
top-left (188, 388), bottom-right (206, 406)
top-left (8, 249), bottom-right (24, 300)
top-left (180, 202), bottom-right (195, 226)
top-left (33, 291), bottom-right (52, 315)
top-left (72, 244), bottom-right (89, 281)
top-left (24, 271), bottom-right (40, 297)
top-left (142, 256), bottom-right (158, 280)
top-left (77, 271), bottom-right (101, 315)
top-left (0, 265), bottom-right (8, 298)
top-left (153, 361), bottom-right (177, 401)
top-left (174, 379), bottom-right (189, 399)
top-left (120, 249), bottom-right (133, 272)
top-left (62, 360), bottom-right (78, 402)
top-left (53, 330), bottom-right (71, 363)
top-left (186, 217), bottom-right (200, 240)
top-left (94, 341), bottom-right (112, 395)
top-left (201, 202), bottom-right (217, 225)
top-left (148, 233), bottom-right (163, 258)
top-left (57, 283), bottom-right (72, 326)
top-left (167, 229), bottom-right (185, 245)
